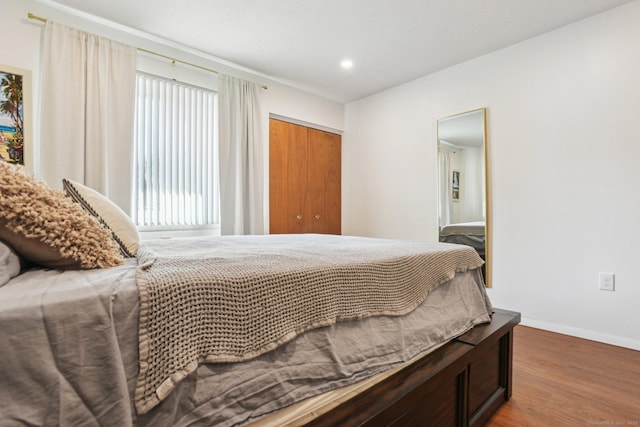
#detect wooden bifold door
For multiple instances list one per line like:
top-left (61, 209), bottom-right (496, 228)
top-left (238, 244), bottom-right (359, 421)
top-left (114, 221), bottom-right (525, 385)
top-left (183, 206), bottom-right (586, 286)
top-left (269, 118), bottom-right (341, 235)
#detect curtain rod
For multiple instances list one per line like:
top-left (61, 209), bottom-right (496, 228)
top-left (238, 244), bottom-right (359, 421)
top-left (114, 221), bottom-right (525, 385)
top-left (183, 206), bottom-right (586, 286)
top-left (27, 12), bottom-right (268, 89)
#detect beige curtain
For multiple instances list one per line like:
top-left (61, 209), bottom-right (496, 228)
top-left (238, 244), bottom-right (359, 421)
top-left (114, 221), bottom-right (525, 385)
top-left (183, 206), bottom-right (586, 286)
top-left (438, 150), bottom-right (454, 226)
top-left (218, 75), bottom-right (264, 235)
top-left (40, 22), bottom-right (137, 214)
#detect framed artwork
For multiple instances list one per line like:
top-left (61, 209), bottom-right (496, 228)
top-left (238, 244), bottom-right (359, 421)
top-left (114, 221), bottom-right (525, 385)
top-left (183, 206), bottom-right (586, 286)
top-left (0, 65), bottom-right (32, 169)
top-left (452, 170), bottom-right (460, 200)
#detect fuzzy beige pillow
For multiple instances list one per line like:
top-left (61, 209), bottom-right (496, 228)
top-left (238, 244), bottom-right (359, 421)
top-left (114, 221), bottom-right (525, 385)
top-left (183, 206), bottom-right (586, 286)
top-left (0, 162), bottom-right (124, 269)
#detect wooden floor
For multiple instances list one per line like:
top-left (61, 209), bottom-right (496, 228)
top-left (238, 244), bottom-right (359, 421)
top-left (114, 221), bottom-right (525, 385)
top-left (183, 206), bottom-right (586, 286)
top-left (486, 325), bottom-right (640, 427)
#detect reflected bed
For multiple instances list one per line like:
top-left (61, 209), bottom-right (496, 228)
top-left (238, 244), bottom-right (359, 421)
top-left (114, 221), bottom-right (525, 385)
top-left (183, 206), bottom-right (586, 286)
top-left (439, 221), bottom-right (486, 254)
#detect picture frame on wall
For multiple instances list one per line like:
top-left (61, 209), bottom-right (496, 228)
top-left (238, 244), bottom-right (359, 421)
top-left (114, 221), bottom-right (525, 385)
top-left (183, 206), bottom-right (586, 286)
top-left (452, 170), bottom-right (460, 200)
top-left (0, 65), bottom-right (32, 170)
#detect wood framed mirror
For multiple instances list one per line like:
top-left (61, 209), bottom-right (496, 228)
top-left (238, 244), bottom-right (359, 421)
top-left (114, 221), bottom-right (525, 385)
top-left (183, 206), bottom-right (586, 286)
top-left (437, 108), bottom-right (490, 286)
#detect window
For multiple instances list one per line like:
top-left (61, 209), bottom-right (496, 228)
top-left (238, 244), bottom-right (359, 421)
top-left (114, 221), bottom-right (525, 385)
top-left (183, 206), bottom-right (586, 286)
top-left (133, 73), bottom-right (219, 230)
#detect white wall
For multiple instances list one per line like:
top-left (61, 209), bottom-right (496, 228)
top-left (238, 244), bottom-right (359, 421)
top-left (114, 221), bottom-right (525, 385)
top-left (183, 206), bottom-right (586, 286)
top-left (344, 1), bottom-right (640, 349)
top-left (450, 147), bottom-right (484, 224)
top-left (1, 0), bottom-right (344, 174)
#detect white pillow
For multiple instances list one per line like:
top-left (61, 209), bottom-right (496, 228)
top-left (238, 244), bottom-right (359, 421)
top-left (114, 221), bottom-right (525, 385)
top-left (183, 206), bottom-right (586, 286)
top-left (0, 241), bottom-right (21, 287)
top-left (63, 179), bottom-right (140, 257)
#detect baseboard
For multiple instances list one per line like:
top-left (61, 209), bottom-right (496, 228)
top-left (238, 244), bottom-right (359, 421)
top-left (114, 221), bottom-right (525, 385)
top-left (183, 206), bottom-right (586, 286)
top-left (520, 317), bottom-right (640, 351)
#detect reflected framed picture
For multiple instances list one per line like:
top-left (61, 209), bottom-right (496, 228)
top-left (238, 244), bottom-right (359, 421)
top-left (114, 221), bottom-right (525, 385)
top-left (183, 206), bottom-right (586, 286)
top-left (0, 65), bottom-right (32, 169)
top-left (452, 170), bottom-right (460, 200)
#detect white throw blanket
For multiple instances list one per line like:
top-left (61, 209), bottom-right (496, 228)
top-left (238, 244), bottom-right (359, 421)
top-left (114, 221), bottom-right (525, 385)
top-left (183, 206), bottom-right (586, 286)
top-left (134, 234), bottom-right (484, 414)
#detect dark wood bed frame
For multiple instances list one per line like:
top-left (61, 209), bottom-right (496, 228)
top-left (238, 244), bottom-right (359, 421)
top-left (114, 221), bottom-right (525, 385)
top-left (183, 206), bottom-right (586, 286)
top-left (305, 308), bottom-right (521, 427)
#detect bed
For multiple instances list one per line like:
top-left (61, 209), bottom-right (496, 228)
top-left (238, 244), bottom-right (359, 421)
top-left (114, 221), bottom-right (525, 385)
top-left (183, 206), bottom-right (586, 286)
top-left (439, 221), bottom-right (486, 255)
top-left (0, 233), bottom-right (520, 427)
top-left (0, 163), bottom-right (519, 426)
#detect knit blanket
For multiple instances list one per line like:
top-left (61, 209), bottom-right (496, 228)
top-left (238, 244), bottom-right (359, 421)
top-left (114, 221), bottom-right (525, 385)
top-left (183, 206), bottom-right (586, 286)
top-left (134, 234), bottom-right (484, 414)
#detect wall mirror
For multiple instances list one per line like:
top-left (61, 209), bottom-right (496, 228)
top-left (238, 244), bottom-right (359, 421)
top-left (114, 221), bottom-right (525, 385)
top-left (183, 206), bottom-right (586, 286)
top-left (437, 108), bottom-right (490, 286)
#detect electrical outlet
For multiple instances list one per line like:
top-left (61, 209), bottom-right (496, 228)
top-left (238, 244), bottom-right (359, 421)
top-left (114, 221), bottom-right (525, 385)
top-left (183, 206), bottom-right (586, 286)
top-left (599, 272), bottom-right (615, 291)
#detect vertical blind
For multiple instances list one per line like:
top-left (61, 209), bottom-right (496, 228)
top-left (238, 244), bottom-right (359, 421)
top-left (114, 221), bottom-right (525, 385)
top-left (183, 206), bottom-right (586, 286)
top-left (133, 73), bottom-right (219, 228)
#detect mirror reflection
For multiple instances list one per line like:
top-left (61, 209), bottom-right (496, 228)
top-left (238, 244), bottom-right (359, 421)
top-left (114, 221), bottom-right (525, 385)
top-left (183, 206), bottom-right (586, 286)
top-left (437, 108), bottom-right (489, 285)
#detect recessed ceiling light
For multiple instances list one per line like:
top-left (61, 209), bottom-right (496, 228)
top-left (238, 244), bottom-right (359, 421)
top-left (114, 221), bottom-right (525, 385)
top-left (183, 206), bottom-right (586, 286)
top-left (341, 59), bottom-right (354, 69)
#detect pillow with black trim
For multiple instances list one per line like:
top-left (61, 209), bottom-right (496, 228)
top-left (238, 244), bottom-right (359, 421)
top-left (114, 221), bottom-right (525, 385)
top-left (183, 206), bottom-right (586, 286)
top-left (0, 162), bottom-right (123, 269)
top-left (0, 240), bottom-right (21, 287)
top-left (62, 178), bottom-right (139, 257)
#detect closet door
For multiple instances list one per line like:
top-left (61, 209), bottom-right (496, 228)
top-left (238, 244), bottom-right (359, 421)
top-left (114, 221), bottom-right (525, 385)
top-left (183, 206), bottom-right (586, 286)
top-left (307, 128), bottom-right (341, 234)
top-left (269, 118), bottom-right (341, 235)
top-left (269, 119), bottom-right (308, 234)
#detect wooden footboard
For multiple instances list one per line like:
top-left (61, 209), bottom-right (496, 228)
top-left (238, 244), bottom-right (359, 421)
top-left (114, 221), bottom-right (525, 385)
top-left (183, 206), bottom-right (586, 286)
top-left (306, 308), bottom-right (521, 427)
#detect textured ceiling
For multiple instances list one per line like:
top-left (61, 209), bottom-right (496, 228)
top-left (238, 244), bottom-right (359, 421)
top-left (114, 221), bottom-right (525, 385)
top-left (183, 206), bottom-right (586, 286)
top-left (43, 0), bottom-right (634, 102)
